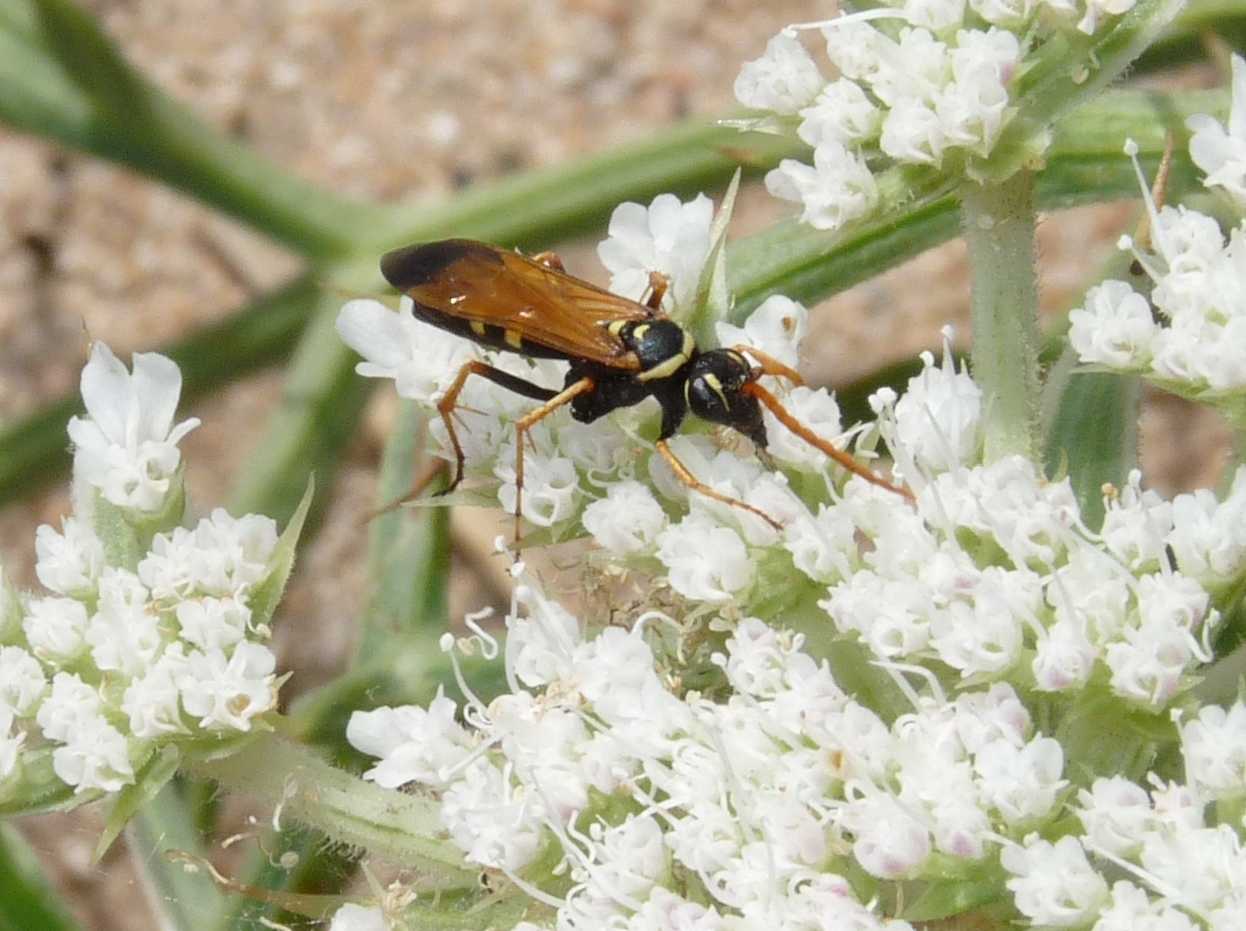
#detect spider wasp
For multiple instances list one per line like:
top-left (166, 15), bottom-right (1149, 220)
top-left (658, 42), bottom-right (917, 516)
top-left (379, 238), bottom-right (912, 539)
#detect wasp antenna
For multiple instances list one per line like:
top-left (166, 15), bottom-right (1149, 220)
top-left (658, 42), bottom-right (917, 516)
top-left (742, 382), bottom-right (914, 501)
top-left (730, 345), bottom-right (805, 386)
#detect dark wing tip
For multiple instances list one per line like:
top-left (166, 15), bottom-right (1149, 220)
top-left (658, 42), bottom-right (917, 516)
top-left (379, 239), bottom-right (501, 289)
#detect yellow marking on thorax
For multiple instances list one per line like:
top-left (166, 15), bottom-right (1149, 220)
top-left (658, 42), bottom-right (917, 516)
top-left (636, 327), bottom-right (695, 382)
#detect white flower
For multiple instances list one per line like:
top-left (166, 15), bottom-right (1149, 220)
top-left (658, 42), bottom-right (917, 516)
top-left (1093, 882), bottom-right (1200, 931)
top-left (893, 348), bottom-right (982, 472)
top-left (654, 512), bottom-right (753, 603)
top-left (973, 736), bottom-right (1065, 824)
top-left (0, 708), bottom-right (23, 781)
top-left (0, 646), bottom-right (47, 717)
top-left (1100, 471), bottom-right (1174, 572)
top-left (597, 193), bottom-right (714, 311)
top-left (841, 793), bottom-right (932, 879)
top-left (1077, 777), bottom-right (1154, 857)
top-left (347, 691), bottom-right (474, 789)
top-left (494, 443), bottom-right (579, 528)
top-left (1139, 824), bottom-right (1245, 911)
top-left (440, 759), bottom-right (544, 870)
top-left (50, 714), bottom-right (134, 793)
top-left (1188, 55), bottom-right (1246, 207)
top-left (66, 343), bottom-right (199, 512)
top-left (328, 904), bottom-right (390, 931)
top-left (139, 509), bottom-right (277, 600)
top-left (335, 297), bottom-right (479, 404)
top-left (582, 480), bottom-right (668, 555)
top-left (36, 672), bottom-right (102, 743)
top-left (797, 79), bottom-right (882, 148)
top-left (175, 596), bottom-right (251, 652)
top-left (34, 517), bottom-right (104, 597)
top-left (714, 294), bottom-right (808, 371)
top-left (1002, 835), bottom-right (1109, 927)
top-left (1032, 618), bottom-right (1098, 691)
top-left (1069, 280), bottom-right (1157, 369)
top-left (86, 568), bottom-right (164, 677)
top-left (1075, 0), bottom-right (1138, 33)
top-left (178, 642), bottom-right (277, 731)
top-left (122, 647), bottom-right (190, 738)
top-left (734, 32), bottom-right (824, 115)
top-left (22, 596), bottom-right (90, 664)
top-left (765, 142), bottom-right (879, 232)
top-left (1167, 468), bottom-right (1246, 585)
top-left (1180, 702), bottom-right (1246, 801)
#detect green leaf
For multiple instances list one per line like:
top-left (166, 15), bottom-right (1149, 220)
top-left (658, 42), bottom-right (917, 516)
top-left (0, 749), bottom-right (93, 817)
top-left (32, 0), bottom-right (148, 121)
top-left (248, 477), bottom-right (315, 629)
top-left (357, 401), bottom-right (450, 664)
top-left (0, 824), bottom-right (82, 931)
top-left (90, 493), bottom-right (143, 572)
top-left (688, 168), bottom-right (741, 345)
top-left (94, 745), bottom-right (179, 861)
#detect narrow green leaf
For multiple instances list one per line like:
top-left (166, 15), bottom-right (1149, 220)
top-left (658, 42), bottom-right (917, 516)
top-left (0, 824), bottom-right (82, 931)
top-left (32, 0), bottom-right (148, 120)
top-left (125, 780), bottom-right (228, 931)
top-left (248, 477), bottom-right (315, 629)
top-left (357, 401), bottom-right (450, 664)
top-left (688, 168), bottom-right (741, 345)
top-left (95, 745), bottom-right (179, 861)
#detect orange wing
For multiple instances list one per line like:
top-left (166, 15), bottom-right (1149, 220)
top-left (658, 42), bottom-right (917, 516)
top-left (380, 239), bottom-right (657, 371)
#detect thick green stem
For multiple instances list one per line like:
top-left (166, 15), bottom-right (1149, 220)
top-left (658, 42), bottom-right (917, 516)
top-left (185, 730), bottom-right (472, 878)
top-left (962, 172), bottom-right (1043, 462)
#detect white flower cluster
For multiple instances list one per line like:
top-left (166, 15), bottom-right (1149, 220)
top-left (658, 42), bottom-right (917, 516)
top-left (1071, 72), bottom-right (1246, 400)
top-left (0, 346), bottom-right (284, 798)
top-left (736, 0), bottom-right (1138, 231)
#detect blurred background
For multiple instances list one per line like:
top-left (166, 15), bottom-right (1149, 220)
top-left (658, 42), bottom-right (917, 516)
top-left (0, 1), bottom-right (1233, 928)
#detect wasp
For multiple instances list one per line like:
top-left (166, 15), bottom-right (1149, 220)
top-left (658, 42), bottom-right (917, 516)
top-left (379, 239), bottom-right (912, 538)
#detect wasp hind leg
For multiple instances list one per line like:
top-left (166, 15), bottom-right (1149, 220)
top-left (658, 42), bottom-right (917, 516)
top-left (512, 376), bottom-right (596, 543)
top-left (436, 361), bottom-right (560, 495)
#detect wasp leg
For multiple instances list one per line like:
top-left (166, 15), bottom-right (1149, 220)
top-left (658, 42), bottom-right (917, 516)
top-left (360, 458), bottom-right (447, 526)
top-left (729, 345), bottom-right (805, 387)
top-left (655, 439), bottom-right (783, 531)
top-left (436, 361), bottom-right (559, 493)
top-left (530, 250), bottom-right (566, 272)
top-left (513, 376), bottom-right (596, 543)
top-left (644, 271), bottom-right (670, 311)
top-left (741, 381), bottom-right (915, 502)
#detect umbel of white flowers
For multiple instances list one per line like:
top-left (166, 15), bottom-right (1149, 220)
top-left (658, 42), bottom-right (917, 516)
top-left (1, 344), bottom-right (287, 799)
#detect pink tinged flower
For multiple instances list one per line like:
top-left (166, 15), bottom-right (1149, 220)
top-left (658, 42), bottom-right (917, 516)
top-left (66, 343), bottom-right (199, 513)
top-left (1002, 835), bottom-right (1109, 927)
top-left (0, 646), bottom-right (47, 717)
top-left (1032, 619), bottom-right (1099, 691)
top-left (1076, 777), bottom-right (1155, 857)
top-left (1069, 280), bottom-right (1157, 369)
top-left (50, 715), bottom-right (134, 793)
top-left (336, 297), bottom-right (479, 404)
top-left (596, 193), bottom-right (713, 311)
top-left (973, 736), bottom-right (1066, 824)
top-left (797, 79), bottom-right (882, 148)
top-left (328, 904), bottom-right (389, 931)
top-left (628, 887), bottom-right (727, 931)
top-left (1188, 56), bottom-right (1246, 208)
top-left (953, 683), bottom-right (1032, 752)
top-left (765, 142), bottom-right (879, 232)
top-left (734, 31), bottom-right (825, 115)
top-left (22, 596), bottom-right (90, 665)
top-left (1100, 471), bottom-right (1174, 572)
top-left (177, 642), bottom-right (277, 731)
top-left (655, 512), bottom-right (754, 603)
top-left (1180, 701), bottom-right (1246, 801)
top-left (582, 480), bottom-right (668, 555)
top-left (36, 672), bottom-right (102, 743)
top-left (347, 692), bottom-right (474, 789)
top-left (122, 647), bottom-right (190, 739)
top-left (1104, 614), bottom-right (1200, 710)
top-left (894, 348), bottom-right (983, 472)
top-left (34, 518), bottom-right (104, 597)
top-left (842, 794), bottom-right (932, 879)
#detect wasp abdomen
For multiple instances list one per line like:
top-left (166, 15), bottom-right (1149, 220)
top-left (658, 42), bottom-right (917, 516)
top-left (380, 239), bottom-right (501, 289)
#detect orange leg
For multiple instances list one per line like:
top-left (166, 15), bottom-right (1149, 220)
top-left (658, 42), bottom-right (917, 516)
top-left (436, 360), bottom-right (559, 493)
top-left (742, 381), bottom-right (915, 502)
top-left (656, 439), bottom-right (783, 531)
top-left (512, 376), bottom-right (596, 543)
top-left (360, 458), bottom-right (448, 526)
top-left (530, 250), bottom-right (566, 272)
top-left (645, 271), bottom-right (669, 311)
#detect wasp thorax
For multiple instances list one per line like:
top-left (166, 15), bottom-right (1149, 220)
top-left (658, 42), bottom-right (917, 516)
top-left (614, 320), bottom-right (694, 382)
top-left (686, 349), bottom-right (768, 447)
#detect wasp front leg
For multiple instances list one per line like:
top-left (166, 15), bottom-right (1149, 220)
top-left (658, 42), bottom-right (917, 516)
top-left (644, 271), bottom-right (669, 311)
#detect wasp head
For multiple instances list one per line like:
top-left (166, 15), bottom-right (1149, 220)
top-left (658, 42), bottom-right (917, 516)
top-left (685, 349), bottom-right (767, 448)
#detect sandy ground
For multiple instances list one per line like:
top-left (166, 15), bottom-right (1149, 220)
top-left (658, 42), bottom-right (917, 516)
top-left (0, 2), bottom-right (1232, 929)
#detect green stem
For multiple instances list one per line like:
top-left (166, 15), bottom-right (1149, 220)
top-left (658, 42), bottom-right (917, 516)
top-left (185, 730), bottom-right (472, 878)
top-left (962, 171), bottom-right (1043, 462)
